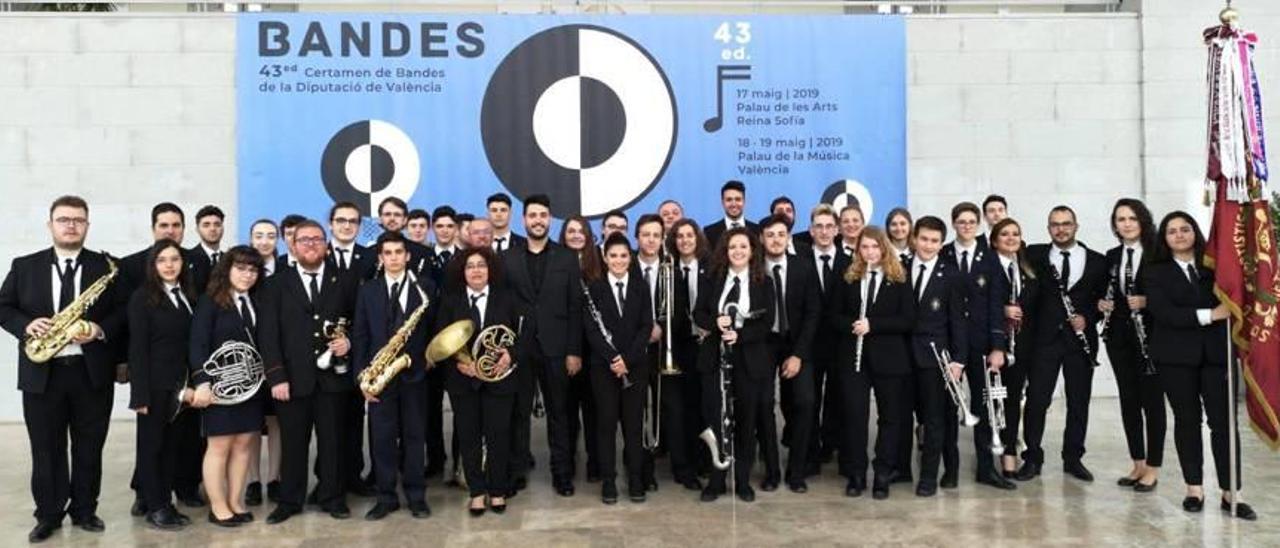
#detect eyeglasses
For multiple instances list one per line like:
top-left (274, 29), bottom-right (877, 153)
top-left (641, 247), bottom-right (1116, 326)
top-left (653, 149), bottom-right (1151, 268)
top-left (53, 217), bottom-right (88, 227)
top-left (295, 236), bottom-right (326, 246)
top-left (1049, 222), bottom-right (1077, 229)
top-left (332, 217), bottom-right (359, 226)
top-left (464, 263), bottom-right (488, 271)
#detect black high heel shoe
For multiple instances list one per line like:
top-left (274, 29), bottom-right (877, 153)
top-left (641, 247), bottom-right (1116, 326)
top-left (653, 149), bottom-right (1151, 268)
top-left (490, 499), bottom-right (507, 515)
top-left (1182, 496), bottom-right (1205, 513)
top-left (208, 512), bottom-right (242, 528)
top-left (468, 497), bottom-right (486, 517)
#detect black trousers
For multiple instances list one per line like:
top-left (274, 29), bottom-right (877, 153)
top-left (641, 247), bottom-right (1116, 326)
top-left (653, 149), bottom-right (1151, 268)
top-left (22, 357), bottom-right (114, 523)
top-left (1107, 338), bottom-right (1166, 466)
top-left (1160, 364), bottom-right (1240, 489)
top-left (369, 381), bottom-right (426, 505)
top-left (834, 365), bottom-right (907, 482)
top-left (511, 350), bottom-right (573, 483)
top-left (770, 338), bottom-right (816, 481)
top-left (1023, 337), bottom-right (1094, 465)
top-left (566, 364), bottom-right (600, 477)
top-left (807, 352), bottom-right (841, 464)
top-left (424, 365), bottom-right (447, 469)
top-left (893, 369), bottom-right (917, 478)
top-left (965, 357), bottom-right (1002, 475)
top-left (345, 391), bottom-right (369, 487)
top-left (136, 389), bottom-right (182, 513)
top-left (277, 390), bottom-right (349, 510)
top-left (658, 369), bottom-right (701, 482)
top-left (591, 365), bottom-right (648, 487)
top-left (171, 408), bottom-right (204, 497)
top-left (700, 364), bottom-right (771, 489)
top-left (1000, 357), bottom-right (1028, 458)
top-left (912, 367), bottom-right (951, 485)
top-left (451, 386), bottom-right (514, 497)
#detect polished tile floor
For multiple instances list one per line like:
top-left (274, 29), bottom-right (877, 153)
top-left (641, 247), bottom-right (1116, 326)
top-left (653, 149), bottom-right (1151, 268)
top-left (1, 397), bottom-right (1276, 546)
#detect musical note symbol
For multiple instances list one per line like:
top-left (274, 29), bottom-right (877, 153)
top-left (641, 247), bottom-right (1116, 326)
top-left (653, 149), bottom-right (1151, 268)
top-left (703, 64), bottom-right (752, 133)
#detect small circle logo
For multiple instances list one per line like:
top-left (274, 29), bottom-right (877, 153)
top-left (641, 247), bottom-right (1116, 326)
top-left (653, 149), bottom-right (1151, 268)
top-left (821, 179), bottom-right (875, 222)
top-left (320, 119), bottom-right (420, 217)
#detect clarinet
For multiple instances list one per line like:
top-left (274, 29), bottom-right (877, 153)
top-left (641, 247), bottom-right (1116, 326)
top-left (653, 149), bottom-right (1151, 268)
top-left (1125, 271), bottom-right (1157, 376)
top-left (580, 279), bottom-right (634, 389)
top-left (1050, 263), bottom-right (1099, 367)
top-left (1098, 265), bottom-right (1118, 343)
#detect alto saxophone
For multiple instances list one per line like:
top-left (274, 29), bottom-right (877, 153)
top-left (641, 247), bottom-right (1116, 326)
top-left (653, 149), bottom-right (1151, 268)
top-left (26, 255), bottom-right (118, 363)
top-left (359, 286), bottom-right (430, 396)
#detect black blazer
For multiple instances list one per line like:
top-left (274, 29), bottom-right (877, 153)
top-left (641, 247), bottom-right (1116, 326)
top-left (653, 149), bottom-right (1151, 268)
top-left (185, 246), bottom-right (220, 296)
top-left (326, 242), bottom-right (377, 282)
top-left (770, 255), bottom-right (822, 363)
top-left (669, 259), bottom-right (711, 365)
top-left (996, 255), bottom-right (1042, 364)
top-left (351, 273), bottom-right (433, 388)
top-left (257, 267), bottom-right (360, 397)
top-left (584, 276), bottom-right (654, 378)
top-left (940, 241), bottom-right (1010, 357)
top-left (1102, 245), bottom-right (1151, 348)
top-left (127, 287), bottom-right (192, 408)
top-left (435, 287), bottom-right (523, 395)
top-left (0, 248), bottom-right (127, 393)
top-left (1027, 243), bottom-right (1108, 357)
top-left (693, 273), bottom-right (775, 379)
top-left (703, 218), bottom-right (761, 250)
top-left (493, 232), bottom-right (528, 251)
top-left (907, 257), bottom-right (968, 369)
top-left (189, 293), bottom-right (258, 386)
top-left (827, 270), bottom-right (916, 377)
top-left (808, 245), bottom-right (851, 363)
top-left (502, 242), bottom-right (583, 358)
top-left (1142, 261), bottom-right (1228, 368)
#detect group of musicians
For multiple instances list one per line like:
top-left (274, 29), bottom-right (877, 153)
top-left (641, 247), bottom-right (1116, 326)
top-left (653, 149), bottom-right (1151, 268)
top-left (0, 183), bottom-right (1261, 543)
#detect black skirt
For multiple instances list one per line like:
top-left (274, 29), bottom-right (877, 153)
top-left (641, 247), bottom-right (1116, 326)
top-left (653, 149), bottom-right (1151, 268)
top-left (201, 388), bottom-right (265, 437)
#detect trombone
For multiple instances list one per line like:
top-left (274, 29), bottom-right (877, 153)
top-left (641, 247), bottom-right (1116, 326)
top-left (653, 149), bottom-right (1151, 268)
top-left (645, 250), bottom-right (682, 451)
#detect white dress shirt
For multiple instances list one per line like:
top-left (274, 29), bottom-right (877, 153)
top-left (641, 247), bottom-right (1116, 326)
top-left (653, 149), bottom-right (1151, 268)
top-left (1174, 258), bottom-right (1213, 326)
top-left (385, 271), bottom-right (409, 312)
top-left (233, 290), bottom-right (256, 325)
top-left (861, 266), bottom-right (883, 309)
top-left (50, 249), bottom-right (84, 357)
top-left (913, 255), bottom-right (937, 300)
top-left (295, 262), bottom-right (326, 302)
top-left (680, 258), bottom-right (699, 335)
top-left (467, 285), bottom-right (489, 326)
top-left (165, 282), bottom-right (192, 311)
top-left (1121, 242), bottom-right (1144, 294)
top-left (998, 254), bottom-right (1021, 299)
top-left (718, 269), bottom-right (751, 328)
top-left (637, 256), bottom-right (660, 318)
top-left (766, 256), bottom-right (788, 332)
top-left (1051, 242), bottom-right (1085, 289)
top-left (609, 272), bottom-right (630, 316)
top-left (812, 244), bottom-right (837, 291)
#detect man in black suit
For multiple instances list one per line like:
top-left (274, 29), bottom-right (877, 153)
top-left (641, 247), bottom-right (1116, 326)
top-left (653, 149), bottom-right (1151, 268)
top-left (186, 205), bottom-right (225, 296)
top-left (429, 206), bottom-right (462, 286)
top-left (487, 192), bottom-right (528, 253)
top-left (767, 196), bottom-right (813, 253)
top-left (939, 202), bottom-right (1015, 490)
top-left (374, 197), bottom-right (435, 280)
top-left (351, 231), bottom-right (436, 520)
top-left (405, 209), bottom-right (431, 246)
top-left (277, 214), bottom-right (307, 273)
top-left (259, 220), bottom-right (360, 523)
top-left (327, 201), bottom-right (376, 281)
top-left (657, 199), bottom-right (684, 231)
top-left (703, 180), bottom-right (760, 248)
top-left (803, 204), bottom-right (848, 471)
top-left (632, 214), bottom-right (664, 492)
top-left (759, 215), bottom-right (821, 493)
top-left (502, 194), bottom-right (583, 496)
top-left (977, 194), bottom-right (1009, 251)
top-left (1017, 205), bottom-right (1107, 483)
top-left (903, 216), bottom-right (968, 497)
top-left (0, 195), bottom-right (127, 543)
top-left (120, 203), bottom-right (187, 296)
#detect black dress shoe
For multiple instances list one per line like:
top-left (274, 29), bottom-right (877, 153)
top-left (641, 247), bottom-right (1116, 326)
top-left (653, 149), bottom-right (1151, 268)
top-left (976, 473), bottom-right (1017, 491)
top-left (1014, 462), bottom-right (1041, 482)
top-left (761, 475), bottom-right (780, 492)
top-left (1002, 469), bottom-right (1017, 479)
top-left (145, 508), bottom-right (185, 531)
top-left (1133, 479), bottom-right (1159, 493)
top-left (555, 481), bottom-right (576, 497)
top-left (325, 505), bottom-right (351, 519)
top-left (646, 476), bottom-right (659, 492)
top-left (71, 515), bottom-right (104, 533)
top-left (409, 501), bottom-right (431, 519)
top-left (602, 481), bottom-right (619, 505)
top-left (208, 512), bottom-right (243, 528)
top-left (679, 477), bottom-right (703, 491)
top-left (915, 482), bottom-right (937, 497)
top-left (27, 521), bottom-right (60, 543)
top-left (1116, 476), bottom-right (1139, 487)
top-left (1182, 496), bottom-right (1204, 513)
top-left (266, 506), bottom-right (298, 524)
top-left (939, 472), bottom-right (959, 489)
top-left (245, 482), bottom-right (263, 506)
top-left (629, 489), bottom-right (647, 503)
top-left (130, 498), bottom-right (146, 517)
top-left (1222, 499), bottom-right (1258, 521)
top-left (872, 477), bottom-right (890, 500)
top-left (845, 478), bottom-right (865, 498)
top-left (736, 485), bottom-right (756, 502)
top-left (267, 480), bottom-right (282, 503)
top-left (1063, 461), bottom-right (1094, 482)
top-left (787, 480), bottom-right (808, 494)
top-left (233, 511), bottom-right (254, 523)
top-left (173, 509), bottom-right (192, 526)
top-left (364, 502), bottom-right (399, 521)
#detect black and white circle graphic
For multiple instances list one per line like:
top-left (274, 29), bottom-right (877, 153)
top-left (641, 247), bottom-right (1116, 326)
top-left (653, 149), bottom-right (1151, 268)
top-left (821, 179), bottom-right (874, 221)
top-left (481, 25), bottom-right (677, 218)
top-left (320, 119), bottom-right (421, 217)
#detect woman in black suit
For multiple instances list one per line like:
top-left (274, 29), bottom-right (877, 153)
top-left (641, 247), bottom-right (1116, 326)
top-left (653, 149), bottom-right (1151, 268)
top-left (584, 233), bottom-right (655, 505)
top-left (693, 227), bottom-right (774, 503)
top-left (1097, 199), bottom-right (1165, 491)
top-left (128, 239), bottom-right (195, 530)
top-left (436, 246), bottom-right (520, 516)
top-left (991, 218), bottom-right (1040, 478)
top-left (560, 215), bottom-right (603, 482)
top-left (667, 218), bottom-right (711, 487)
top-left (828, 226), bottom-right (915, 500)
top-left (1143, 211), bottom-right (1255, 520)
top-left (188, 246), bottom-right (265, 527)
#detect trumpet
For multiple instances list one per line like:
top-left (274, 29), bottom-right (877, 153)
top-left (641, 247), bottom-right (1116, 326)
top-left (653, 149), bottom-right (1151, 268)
top-left (317, 317), bottom-right (350, 375)
top-left (931, 342), bottom-right (979, 427)
top-left (984, 362), bottom-right (1008, 456)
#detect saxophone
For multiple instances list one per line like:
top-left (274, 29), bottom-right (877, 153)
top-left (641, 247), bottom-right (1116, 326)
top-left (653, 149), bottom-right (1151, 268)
top-left (25, 255), bottom-right (118, 363)
top-left (358, 287), bottom-right (429, 396)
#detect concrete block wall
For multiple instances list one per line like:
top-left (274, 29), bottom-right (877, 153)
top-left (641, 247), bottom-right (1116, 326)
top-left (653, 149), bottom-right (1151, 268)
top-left (1, 7), bottom-right (1277, 419)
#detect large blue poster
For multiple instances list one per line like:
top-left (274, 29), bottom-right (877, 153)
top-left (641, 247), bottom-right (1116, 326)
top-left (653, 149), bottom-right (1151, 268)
top-left (237, 14), bottom-right (905, 234)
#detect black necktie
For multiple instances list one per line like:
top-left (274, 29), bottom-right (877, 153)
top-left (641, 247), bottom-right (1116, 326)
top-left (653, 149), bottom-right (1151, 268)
top-left (306, 272), bottom-right (320, 303)
top-left (866, 271), bottom-right (878, 308)
top-left (210, 251), bottom-right (221, 265)
top-left (915, 264), bottom-right (927, 302)
top-left (1060, 251), bottom-right (1072, 288)
top-left (725, 275), bottom-right (742, 309)
top-left (172, 287), bottom-right (191, 315)
top-left (470, 293), bottom-right (484, 327)
top-left (1007, 262), bottom-right (1018, 299)
top-left (1124, 248), bottom-right (1135, 295)
top-left (57, 258), bottom-right (76, 311)
top-left (772, 264), bottom-right (788, 333)
top-left (1186, 263), bottom-right (1200, 285)
top-left (900, 252), bottom-right (910, 266)
top-left (390, 281), bottom-right (405, 323)
top-left (495, 237), bottom-right (506, 251)
top-left (335, 248), bottom-right (348, 270)
top-left (615, 281), bottom-right (626, 316)
top-left (960, 250), bottom-right (970, 276)
top-left (238, 295), bottom-right (255, 332)
top-left (644, 266), bottom-right (653, 288)
top-left (440, 250), bottom-right (452, 265)
top-left (820, 254), bottom-right (832, 288)
top-left (730, 221), bottom-right (741, 230)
